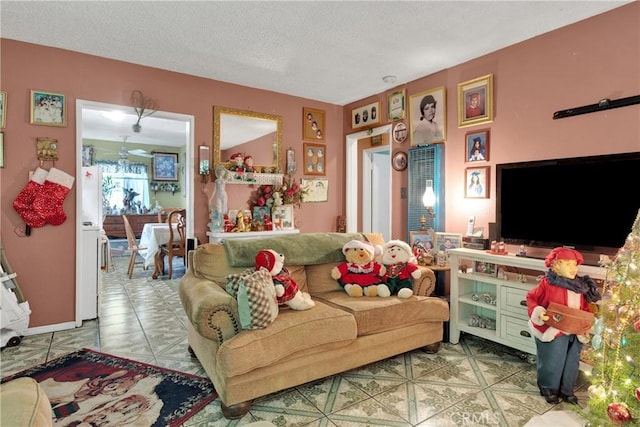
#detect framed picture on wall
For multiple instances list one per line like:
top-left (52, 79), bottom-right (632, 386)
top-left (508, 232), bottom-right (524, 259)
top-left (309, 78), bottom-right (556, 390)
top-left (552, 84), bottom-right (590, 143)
top-left (286, 147), bottom-right (296, 174)
top-left (465, 129), bottom-right (490, 162)
top-left (303, 143), bottom-right (326, 176)
top-left (301, 178), bottom-right (329, 202)
top-left (409, 86), bottom-right (446, 146)
top-left (465, 166), bottom-right (490, 199)
top-left (303, 107), bottom-right (325, 141)
top-left (0, 91), bottom-right (6, 128)
top-left (30, 89), bottom-right (66, 127)
top-left (458, 74), bottom-right (494, 128)
top-left (152, 152), bottom-right (179, 181)
top-left (351, 101), bottom-right (381, 129)
top-left (387, 89), bottom-right (406, 121)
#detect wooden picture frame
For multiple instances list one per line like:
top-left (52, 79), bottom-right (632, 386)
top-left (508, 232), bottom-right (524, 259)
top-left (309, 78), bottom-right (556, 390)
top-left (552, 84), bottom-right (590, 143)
top-left (30, 89), bottom-right (66, 127)
top-left (303, 143), bottom-right (326, 176)
top-left (351, 101), bottom-right (381, 129)
top-left (0, 91), bottom-right (6, 128)
top-left (458, 74), bottom-right (494, 127)
top-left (301, 178), bottom-right (329, 202)
top-left (273, 205), bottom-right (294, 230)
top-left (435, 232), bottom-right (463, 262)
top-left (303, 107), bottom-right (325, 141)
top-left (387, 89), bottom-right (406, 121)
top-left (410, 230), bottom-right (436, 254)
top-left (465, 166), bottom-right (490, 199)
top-left (465, 129), bottom-right (490, 162)
top-left (286, 147), bottom-right (296, 174)
top-left (152, 152), bottom-right (179, 181)
top-left (409, 86), bottom-right (446, 146)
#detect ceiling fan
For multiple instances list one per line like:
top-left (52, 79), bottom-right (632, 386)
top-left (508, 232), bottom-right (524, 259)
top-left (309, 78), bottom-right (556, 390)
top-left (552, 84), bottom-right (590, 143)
top-left (118, 136), bottom-right (154, 160)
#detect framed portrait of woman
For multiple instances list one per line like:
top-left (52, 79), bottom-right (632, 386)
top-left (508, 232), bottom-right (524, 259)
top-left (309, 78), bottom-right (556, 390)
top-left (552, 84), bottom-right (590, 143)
top-left (464, 166), bottom-right (490, 199)
top-left (409, 86), bottom-right (446, 146)
top-left (465, 129), bottom-right (490, 163)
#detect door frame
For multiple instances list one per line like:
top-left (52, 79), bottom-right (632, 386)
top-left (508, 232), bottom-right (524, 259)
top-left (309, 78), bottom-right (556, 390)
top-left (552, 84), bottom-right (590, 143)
top-left (345, 124), bottom-right (392, 236)
top-left (74, 99), bottom-right (195, 325)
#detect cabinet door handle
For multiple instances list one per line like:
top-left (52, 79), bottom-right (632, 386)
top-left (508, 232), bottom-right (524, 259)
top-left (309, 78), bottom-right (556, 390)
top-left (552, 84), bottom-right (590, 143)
top-left (520, 300), bottom-right (527, 306)
top-left (520, 330), bottom-right (531, 338)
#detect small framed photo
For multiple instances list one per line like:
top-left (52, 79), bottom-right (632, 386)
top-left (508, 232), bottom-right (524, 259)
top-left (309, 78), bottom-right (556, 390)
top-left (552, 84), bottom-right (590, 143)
top-left (387, 89), bottom-right (406, 121)
top-left (391, 151), bottom-right (407, 171)
top-left (302, 178), bottom-right (329, 203)
top-left (465, 129), bottom-right (490, 162)
top-left (392, 122), bottom-right (407, 144)
top-left (0, 132), bottom-right (4, 168)
top-left (410, 230), bottom-right (436, 255)
top-left (303, 143), bottom-right (326, 176)
top-left (458, 74), bottom-right (494, 128)
top-left (0, 91), bottom-right (6, 128)
top-left (410, 86), bottom-right (446, 146)
top-left (435, 232), bottom-right (463, 261)
top-left (273, 205), bottom-right (294, 230)
top-left (465, 166), bottom-right (490, 199)
top-left (351, 101), bottom-right (381, 129)
top-left (286, 148), bottom-right (296, 174)
top-left (82, 145), bottom-right (95, 167)
top-left (152, 152), bottom-right (179, 181)
top-left (30, 90), bottom-right (66, 127)
top-left (253, 206), bottom-right (271, 224)
top-left (303, 107), bottom-right (325, 141)
top-left (473, 261), bottom-right (498, 277)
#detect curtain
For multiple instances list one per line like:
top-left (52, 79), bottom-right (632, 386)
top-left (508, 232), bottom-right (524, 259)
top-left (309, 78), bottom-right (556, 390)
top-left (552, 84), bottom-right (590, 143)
top-left (96, 161), bottom-right (150, 212)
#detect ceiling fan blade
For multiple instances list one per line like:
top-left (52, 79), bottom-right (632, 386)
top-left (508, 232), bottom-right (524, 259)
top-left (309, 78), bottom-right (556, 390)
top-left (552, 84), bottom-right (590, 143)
top-left (128, 149), bottom-right (154, 158)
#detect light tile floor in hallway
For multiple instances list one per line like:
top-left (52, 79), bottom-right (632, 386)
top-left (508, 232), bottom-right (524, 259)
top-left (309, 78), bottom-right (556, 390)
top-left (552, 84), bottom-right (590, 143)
top-left (1, 251), bottom-right (590, 426)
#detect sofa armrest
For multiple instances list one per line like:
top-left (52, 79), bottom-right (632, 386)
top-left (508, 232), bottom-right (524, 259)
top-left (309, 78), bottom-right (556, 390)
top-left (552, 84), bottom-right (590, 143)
top-left (179, 270), bottom-right (241, 345)
top-left (413, 265), bottom-right (436, 297)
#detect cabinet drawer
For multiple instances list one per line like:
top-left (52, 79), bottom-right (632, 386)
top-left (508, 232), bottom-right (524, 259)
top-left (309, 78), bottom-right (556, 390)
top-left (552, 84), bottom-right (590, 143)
top-left (501, 315), bottom-right (535, 353)
top-left (501, 287), bottom-right (528, 318)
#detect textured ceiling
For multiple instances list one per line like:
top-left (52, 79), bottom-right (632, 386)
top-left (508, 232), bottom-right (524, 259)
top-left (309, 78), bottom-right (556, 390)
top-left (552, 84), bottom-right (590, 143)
top-left (1, 1), bottom-right (631, 146)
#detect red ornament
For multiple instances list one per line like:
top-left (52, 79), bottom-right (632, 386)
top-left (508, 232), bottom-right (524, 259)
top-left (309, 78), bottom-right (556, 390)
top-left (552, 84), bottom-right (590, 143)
top-left (636, 386), bottom-right (640, 402)
top-left (607, 402), bottom-right (632, 423)
top-left (633, 318), bottom-right (640, 333)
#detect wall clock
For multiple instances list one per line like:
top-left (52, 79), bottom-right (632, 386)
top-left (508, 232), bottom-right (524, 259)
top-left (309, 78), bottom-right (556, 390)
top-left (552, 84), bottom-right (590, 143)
top-left (392, 151), bottom-right (408, 171)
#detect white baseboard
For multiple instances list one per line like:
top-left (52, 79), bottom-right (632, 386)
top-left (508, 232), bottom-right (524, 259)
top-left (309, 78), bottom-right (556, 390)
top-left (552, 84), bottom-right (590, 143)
top-left (26, 321), bottom-right (77, 336)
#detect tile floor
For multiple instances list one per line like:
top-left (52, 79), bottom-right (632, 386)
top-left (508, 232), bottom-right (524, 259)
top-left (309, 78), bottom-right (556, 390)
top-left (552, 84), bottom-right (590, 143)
top-left (0, 248), bottom-right (589, 426)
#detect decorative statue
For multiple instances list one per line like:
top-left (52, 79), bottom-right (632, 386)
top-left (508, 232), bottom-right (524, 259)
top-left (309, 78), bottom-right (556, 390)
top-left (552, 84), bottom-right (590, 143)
top-left (209, 166), bottom-right (230, 232)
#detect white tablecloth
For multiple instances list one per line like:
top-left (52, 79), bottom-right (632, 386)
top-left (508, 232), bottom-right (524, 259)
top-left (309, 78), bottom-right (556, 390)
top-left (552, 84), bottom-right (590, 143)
top-left (138, 223), bottom-right (178, 268)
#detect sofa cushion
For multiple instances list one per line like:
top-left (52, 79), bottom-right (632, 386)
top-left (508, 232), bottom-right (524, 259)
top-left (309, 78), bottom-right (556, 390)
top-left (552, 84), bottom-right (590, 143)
top-left (286, 265), bottom-right (308, 293)
top-left (0, 377), bottom-right (53, 427)
top-left (226, 268), bottom-right (279, 330)
top-left (314, 291), bottom-right (449, 336)
top-left (191, 243), bottom-right (245, 285)
top-left (306, 262), bottom-right (343, 295)
top-left (216, 300), bottom-right (356, 376)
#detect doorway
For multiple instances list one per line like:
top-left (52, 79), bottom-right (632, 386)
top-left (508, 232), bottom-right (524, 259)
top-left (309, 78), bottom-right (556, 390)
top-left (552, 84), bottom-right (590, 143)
top-left (345, 125), bottom-right (392, 239)
top-left (75, 99), bottom-right (195, 325)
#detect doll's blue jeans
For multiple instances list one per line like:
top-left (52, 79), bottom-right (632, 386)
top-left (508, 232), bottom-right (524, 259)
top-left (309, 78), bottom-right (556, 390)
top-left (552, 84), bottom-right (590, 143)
top-left (534, 334), bottom-right (582, 397)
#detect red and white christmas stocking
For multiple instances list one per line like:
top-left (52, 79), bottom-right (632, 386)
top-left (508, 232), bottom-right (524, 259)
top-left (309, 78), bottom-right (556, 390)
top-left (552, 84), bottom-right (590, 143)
top-left (32, 167), bottom-right (75, 226)
top-left (12, 167), bottom-right (49, 228)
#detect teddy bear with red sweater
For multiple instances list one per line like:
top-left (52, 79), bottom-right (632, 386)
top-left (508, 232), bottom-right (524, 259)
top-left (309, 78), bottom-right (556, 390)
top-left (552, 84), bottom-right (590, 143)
top-left (331, 240), bottom-right (386, 297)
top-left (255, 249), bottom-right (314, 310)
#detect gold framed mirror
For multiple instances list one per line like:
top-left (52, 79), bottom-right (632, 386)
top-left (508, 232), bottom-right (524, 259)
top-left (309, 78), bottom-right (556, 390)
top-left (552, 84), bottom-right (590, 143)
top-left (213, 106), bottom-right (282, 172)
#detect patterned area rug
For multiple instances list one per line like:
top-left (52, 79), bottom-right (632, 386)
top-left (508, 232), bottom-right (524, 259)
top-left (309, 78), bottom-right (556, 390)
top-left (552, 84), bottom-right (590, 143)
top-left (1, 348), bottom-right (217, 426)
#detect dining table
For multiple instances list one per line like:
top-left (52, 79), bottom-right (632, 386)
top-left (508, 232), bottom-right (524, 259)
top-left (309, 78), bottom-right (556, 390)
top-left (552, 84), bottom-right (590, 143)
top-left (138, 222), bottom-right (179, 279)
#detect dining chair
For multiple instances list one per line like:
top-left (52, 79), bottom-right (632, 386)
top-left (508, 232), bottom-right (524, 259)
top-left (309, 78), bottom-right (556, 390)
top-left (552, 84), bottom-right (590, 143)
top-left (156, 209), bottom-right (186, 279)
top-left (122, 215), bottom-right (148, 279)
top-left (157, 209), bottom-right (175, 223)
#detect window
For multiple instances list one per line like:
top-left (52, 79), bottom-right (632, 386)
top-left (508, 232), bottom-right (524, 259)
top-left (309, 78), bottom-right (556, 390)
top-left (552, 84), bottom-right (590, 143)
top-left (96, 161), bottom-right (150, 213)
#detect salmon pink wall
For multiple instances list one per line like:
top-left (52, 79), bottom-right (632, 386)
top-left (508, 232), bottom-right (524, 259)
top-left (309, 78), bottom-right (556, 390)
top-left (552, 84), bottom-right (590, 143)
top-left (0, 41), bottom-right (344, 328)
top-left (345, 2), bottom-right (639, 241)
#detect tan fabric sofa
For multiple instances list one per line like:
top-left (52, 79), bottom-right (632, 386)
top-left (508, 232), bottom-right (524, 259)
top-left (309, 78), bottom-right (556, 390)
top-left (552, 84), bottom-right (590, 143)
top-left (179, 232), bottom-right (449, 419)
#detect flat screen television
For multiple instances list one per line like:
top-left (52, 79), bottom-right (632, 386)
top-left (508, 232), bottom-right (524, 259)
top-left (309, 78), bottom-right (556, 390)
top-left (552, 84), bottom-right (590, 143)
top-left (496, 152), bottom-right (640, 263)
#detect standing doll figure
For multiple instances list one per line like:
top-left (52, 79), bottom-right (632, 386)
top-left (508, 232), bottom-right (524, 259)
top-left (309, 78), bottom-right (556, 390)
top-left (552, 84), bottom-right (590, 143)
top-left (526, 247), bottom-right (601, 404)
top-left (244, 155), bottom-right (256, 182)
top-left (229, 153), bottom-right (245, 180)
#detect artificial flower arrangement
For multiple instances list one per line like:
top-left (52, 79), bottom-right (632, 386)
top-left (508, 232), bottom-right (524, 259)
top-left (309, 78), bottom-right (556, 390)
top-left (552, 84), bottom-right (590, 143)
top-left (249, 175), bottom-right (309, 209)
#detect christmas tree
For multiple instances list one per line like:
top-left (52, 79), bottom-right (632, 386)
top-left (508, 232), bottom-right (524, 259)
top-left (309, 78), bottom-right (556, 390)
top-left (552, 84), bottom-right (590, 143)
top-left (583, 209), bottom-right (640, 425)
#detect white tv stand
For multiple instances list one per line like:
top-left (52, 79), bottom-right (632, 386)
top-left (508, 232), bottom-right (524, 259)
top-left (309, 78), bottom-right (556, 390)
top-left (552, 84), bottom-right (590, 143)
top-left (448, 248), bottom-right (605, 356)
